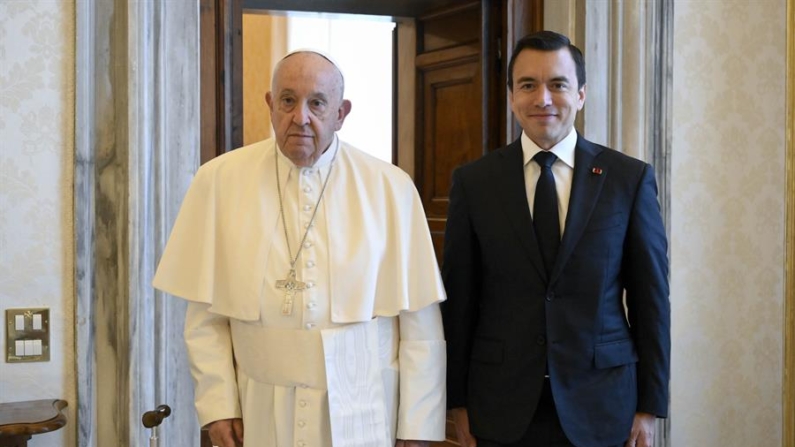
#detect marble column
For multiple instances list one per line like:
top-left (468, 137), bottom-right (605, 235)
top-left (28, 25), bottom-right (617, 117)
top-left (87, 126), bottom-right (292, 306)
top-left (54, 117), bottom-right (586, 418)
top-left (75, 0), bottom-right (200, 446)
top-left (580, 0), bottom-right (673, 224)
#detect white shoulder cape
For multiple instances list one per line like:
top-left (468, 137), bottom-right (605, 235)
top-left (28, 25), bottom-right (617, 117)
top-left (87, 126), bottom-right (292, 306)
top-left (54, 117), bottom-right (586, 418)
top-left (153, 138), bottom-right (446, 322)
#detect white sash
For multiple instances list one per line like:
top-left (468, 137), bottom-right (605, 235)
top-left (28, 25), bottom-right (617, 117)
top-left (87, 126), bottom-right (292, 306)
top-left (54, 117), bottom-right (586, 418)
top-left (230, 319), bottom-right (391, 447)
top-left (322, 319), bottom-right (391, 447)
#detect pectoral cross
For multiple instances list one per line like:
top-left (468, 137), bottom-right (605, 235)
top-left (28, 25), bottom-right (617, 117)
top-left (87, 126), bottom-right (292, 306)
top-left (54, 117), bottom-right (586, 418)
top-left (275, 269), bottom-right (306, 316)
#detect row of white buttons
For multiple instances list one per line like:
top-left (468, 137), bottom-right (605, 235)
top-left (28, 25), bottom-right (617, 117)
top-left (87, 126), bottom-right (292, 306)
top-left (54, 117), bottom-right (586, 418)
top-left (301, 167), bottom-right (318, 331)
top-left (297, 398), bottom-right (308, 446)
top-left (297, 167), bottom-right (316, 442)
top-left (301, 176), bottom-right (316, 269)
top-left (296, 369), bottom-right (311, 447)
top-left (304, 273), bottom-right (316, 326)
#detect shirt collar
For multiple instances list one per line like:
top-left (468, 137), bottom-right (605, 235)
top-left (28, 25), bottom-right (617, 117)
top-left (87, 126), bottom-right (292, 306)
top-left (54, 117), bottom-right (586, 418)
top-left (521, 127), bottom-right (577, 169)
top-left (314, 134), bottom-right (339, 168)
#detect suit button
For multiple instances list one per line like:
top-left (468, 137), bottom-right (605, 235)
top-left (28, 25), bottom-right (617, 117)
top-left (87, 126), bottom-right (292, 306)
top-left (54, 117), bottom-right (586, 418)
top-left (545, 292), bottom-right (554, 301)
top-left (536, 335), bottom-right (546, 345)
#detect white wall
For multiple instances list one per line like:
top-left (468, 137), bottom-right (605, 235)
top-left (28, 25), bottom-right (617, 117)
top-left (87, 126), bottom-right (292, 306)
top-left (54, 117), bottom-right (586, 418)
top-left (671, 0), bottom-right (786, 445)
top-left (0, 1), bottom-right (76, 446)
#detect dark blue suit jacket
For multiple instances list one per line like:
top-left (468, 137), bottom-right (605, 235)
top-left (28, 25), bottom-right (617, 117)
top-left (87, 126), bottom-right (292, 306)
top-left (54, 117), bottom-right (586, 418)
top-left (441, 135), bottom-right (670, 447)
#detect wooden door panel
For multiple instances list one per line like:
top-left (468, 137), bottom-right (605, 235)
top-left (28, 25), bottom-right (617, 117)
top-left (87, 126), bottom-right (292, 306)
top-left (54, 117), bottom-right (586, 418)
top-left (415, 2), bottom-right (485, 273)
top-left (420, 5), bottom-right (480, 52)
top-left (419, 60), bottom-right (481, 262)
top-left (420, 61), bottom-right (481, 218)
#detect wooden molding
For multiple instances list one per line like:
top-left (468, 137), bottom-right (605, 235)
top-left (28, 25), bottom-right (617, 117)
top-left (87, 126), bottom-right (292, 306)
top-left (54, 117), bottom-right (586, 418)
top-left (200, 0), bottom-right (243, 162)
top-left (200, 0), bottom-right (219, 162)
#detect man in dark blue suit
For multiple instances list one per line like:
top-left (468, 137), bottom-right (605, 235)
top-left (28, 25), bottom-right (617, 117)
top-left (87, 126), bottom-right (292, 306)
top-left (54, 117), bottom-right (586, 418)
top-left (441, 31), bottom-right (670, 447)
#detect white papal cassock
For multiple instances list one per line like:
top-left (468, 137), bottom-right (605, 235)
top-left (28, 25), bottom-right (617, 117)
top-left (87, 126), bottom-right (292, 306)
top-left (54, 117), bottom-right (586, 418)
top-left (153, 136), bottom-right (447, 446)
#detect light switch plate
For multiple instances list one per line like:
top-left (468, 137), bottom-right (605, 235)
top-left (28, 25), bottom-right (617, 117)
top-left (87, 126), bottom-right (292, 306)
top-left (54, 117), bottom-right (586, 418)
top-left (6, 308), bottom-right (50, 363)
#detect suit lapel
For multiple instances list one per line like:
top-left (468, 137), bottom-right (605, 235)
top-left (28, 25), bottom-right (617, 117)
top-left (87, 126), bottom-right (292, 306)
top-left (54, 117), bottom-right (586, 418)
top-left (551, 136), bottom-right (606, 283)
top-left (494, 140), bottom-right (546, 279)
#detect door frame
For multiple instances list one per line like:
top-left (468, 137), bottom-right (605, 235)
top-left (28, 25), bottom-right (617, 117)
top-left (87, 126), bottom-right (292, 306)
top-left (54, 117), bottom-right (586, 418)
top-left (199, 0), bottom-right (542, 163)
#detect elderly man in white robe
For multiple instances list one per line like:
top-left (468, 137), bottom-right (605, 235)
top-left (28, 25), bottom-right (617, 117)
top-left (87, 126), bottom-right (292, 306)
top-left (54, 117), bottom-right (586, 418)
top-left (153, 50), bottom-right (447, 447)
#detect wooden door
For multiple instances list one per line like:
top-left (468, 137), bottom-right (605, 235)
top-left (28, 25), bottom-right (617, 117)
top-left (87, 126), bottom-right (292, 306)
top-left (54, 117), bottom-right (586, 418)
top-left (413, 1), bottom-right (504, 264)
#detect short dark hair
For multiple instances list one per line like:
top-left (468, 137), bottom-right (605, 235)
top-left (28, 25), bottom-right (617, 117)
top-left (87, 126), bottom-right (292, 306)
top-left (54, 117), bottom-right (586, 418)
top-left (507, 30), bottom-right (586, 91)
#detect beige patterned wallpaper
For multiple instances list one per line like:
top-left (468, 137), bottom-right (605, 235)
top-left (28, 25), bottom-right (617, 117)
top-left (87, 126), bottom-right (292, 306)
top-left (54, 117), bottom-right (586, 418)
top-left (0, 1), bottom-right (789, 446)
top-left (0, 1), bottom-right (76, 446)
top-left (671, 0), bottom-right (786, 445)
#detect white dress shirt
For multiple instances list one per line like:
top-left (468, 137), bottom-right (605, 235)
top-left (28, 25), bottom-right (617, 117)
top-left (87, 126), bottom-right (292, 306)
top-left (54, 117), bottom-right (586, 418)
top-left (521, 127), bottom-right (577, 235)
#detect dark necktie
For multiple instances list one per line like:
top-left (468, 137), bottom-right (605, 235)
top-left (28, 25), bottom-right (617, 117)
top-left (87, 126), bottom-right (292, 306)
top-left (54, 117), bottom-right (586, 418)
top-left (533, 151), bottom-right (560, 276)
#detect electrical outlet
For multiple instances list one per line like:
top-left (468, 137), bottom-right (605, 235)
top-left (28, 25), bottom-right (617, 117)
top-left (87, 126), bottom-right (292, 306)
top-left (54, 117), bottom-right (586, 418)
top-left (6, 308), bottom-right (50, 363)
